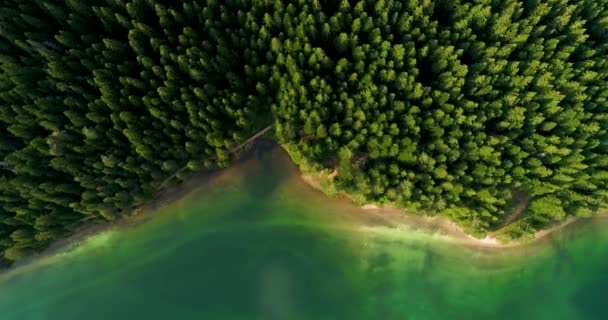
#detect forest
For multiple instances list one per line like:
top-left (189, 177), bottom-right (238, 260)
top-left (1, 0), bottom-right (607, 264)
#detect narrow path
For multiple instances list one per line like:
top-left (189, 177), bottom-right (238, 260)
top-left (328, 168), bottom-right (338, 181)
top-left (490, 189), bottom-right (530, 235)
top-left (156, 124), bottom-right (274, 191)
top-left (501, 199), bottom-right (529, 226)
top-left (228, 124), bottom-right (274, 153)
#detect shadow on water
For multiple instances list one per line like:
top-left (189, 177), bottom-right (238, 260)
top-left (408, 244), bottom-right (455, 319)
top-left (359, 240), bottom-right (457, 320)
top-left (362, 249), bottom-right (396, 320)
top-left (241, 141), bottom-right (283, 199)
top-left (571, 277), bottom-right (608, 320)
top-left (109, 145), bottom-right (368, 320)
top-left (567, 219), bottom-right (608, 320)
top-left (545, 230), bottom-right (577, 278)
top-left (214, 142), bottom-right (285, 223)
top-left (120, 225), bottom-right (366, 319)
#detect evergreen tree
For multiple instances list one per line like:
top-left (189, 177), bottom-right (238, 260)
top-left (1, 0), bottom-right (608, 263)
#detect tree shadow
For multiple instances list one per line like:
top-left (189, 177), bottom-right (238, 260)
top-left (570, 277), bottom-right (608, 320)
top-left (240, 141), bottom-right (283, 200)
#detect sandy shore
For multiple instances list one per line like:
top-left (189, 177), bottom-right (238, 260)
top-left (299, 171), bottom-right (587, 248)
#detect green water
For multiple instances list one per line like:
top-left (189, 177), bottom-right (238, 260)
top-left (1, 148), bottom-right (607, 320)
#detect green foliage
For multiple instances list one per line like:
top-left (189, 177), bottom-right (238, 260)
top-left (270, 0), bottom-right (608, 236)
top-left (495, 220), bottom-right (537, 243)
top-left (1, 0), bottom-right (608, 263)
top-left (0, 0), bottom-right (273, 263)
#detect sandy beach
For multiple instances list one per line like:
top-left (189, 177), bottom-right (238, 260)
top-left (299, 170), bottom-right (590, 248)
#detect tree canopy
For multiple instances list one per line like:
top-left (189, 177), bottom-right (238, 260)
top-left (270, 0), bottom-right (608, 238)
top-left (1, 0), bottom-right (608, 263)
top-left (0, 0), bottom-right (274, 264)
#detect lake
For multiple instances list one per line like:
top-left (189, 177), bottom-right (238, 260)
top-left (1, 146), bottom-right (607, 320)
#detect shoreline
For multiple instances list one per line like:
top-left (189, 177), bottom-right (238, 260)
top-left (299, 171), bottom-right (586, 248)
top-left (1, 141), bottom-right (602, 274)
top-left (2, 167), bottom-right (225, 274)
top-left (1, 140), bottom-right (276, 274)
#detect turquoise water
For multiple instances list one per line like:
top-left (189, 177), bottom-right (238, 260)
top-left (0, 148), bottom-right (607, 320)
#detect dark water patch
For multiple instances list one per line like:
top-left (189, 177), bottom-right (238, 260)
top-left (571, 278), bottom-right (608, 320)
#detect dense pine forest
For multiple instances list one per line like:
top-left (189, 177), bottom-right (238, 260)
top-left (0, 0), bottom-right (607, 263)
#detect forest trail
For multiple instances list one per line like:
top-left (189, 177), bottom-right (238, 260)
top-left (494, 190), bottom-right (530, 233)
top-left (156, 124), bottom-right (274, 191)
top-left (229, 124), bottom-right (274, 153)
top-left (328, 168), bottom-right (338, 181)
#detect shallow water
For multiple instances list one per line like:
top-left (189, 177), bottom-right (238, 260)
top-left (0, 148), bottom-right (607, 320)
